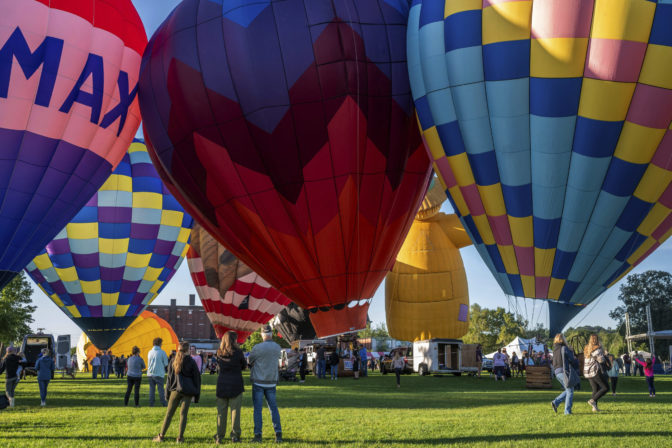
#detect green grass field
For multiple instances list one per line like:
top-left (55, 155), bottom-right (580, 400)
top-left (1, 371), bottom-right (670, 447)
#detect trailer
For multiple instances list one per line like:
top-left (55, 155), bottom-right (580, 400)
top-left (413, 339), bottom-right (475, 376)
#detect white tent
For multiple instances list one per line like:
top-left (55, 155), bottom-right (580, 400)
top-left (486, 337), bottom-right (546, 359)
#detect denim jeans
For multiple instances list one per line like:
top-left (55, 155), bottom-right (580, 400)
top-left (317, 359), bottom-right (326, 378)
top-left (5, 377), bottom-right (19, 399)
top-left (552, 372), bottom-right (574, 414)
top-left (92, 365), bottom-right (99, 379)
top-left (149, 376), bottom-right (167, 406)
top-left (646, 376), bottom-right (655, 395)
top-left (330, 364), bottom-right (338, 379)
top-left (252, 385), bottom-right (281, 436)
top-left (360, 361), bottom-right (367, 377)
top-left (38, 380), bottom-right (50, 402)
top-left (101, 363), bottom-right (109, 379)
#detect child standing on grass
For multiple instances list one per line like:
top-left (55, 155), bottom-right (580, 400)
top-left (606, 354), bottom-right (619, 396)
top-left (634, 356), bottom-right (656, 397)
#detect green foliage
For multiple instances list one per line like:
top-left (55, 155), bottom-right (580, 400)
top-left (463, 304), bottom-right (527, 353)
top-left (240, 327), bottom-right (289, 352)
top-left (609, 270), bottom-right (672, 357)
top-left (0, 372), bottom-right (670, 447)
top-left (0, 272), bottom-right (36, 345)
top-left (358, 322), bottom-right (389, 339)
top-left (564, 326), bottom-right (626, 357)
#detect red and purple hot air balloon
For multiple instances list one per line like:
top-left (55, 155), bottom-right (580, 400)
top-left (0, 0), bottom-right (146, 289)
top-left (138, 0), bottom-right (432, 336)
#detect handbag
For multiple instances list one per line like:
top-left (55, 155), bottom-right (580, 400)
top-left (561, 347), bottom-right (581, 389)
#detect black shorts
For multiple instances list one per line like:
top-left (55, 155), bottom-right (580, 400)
top-left (494, 366), bottom-right (506, 376)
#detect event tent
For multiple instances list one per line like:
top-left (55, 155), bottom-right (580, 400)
top-left (486, 337), bottom-right (546, 359)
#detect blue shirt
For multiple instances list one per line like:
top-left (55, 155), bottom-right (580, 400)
top-left (35, 356), bottom-right (54, 381)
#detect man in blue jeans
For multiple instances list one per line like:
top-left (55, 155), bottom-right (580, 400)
top-left (100, 351), bottom-right (110, 379)
top-left (315, 345), bottom-right (326, 379)
top-left (147, 337), bottom-right (169, 406)
top-left (248, 326), bottom-right (282, 443)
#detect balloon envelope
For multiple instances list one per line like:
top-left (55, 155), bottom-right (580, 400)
top-left (25, 140), bottom-right (193, 349)
top-left (408, 0), bottom-right (672, 329)
top-left (187, 223), bottom-right (292, 343)
top-left (139, 0), bottom-right (432, 322)
top-left (272, 303), bottom-right (316, 343)
top-left (0, 0), bottom-right (146, 290)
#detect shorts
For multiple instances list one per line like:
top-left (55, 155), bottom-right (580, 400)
top-left (494, 366), bottom-right (506, 377)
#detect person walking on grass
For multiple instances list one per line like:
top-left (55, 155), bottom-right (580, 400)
top-left (359, 345), bottom-right (368, 377)
top-left (329, 350), bottom-right (339, 381)
top-left (153, 342), bottom-right (201, 443)
top-left (475, 344), bottom-right (483, 378)
top-left (214, 331), bottom-right (246, 444)
top-left (35, 348), bottom-right (55, 407)
top-left (583, 334), bottom-right (609, 412)
top-left (1, 346), bottom-right (24, 408)
top-left (248, 326), bottom-right (282, 444)
top-left (550, 334), bottom-right (578, 415)
top-left (148, 338), bottom-right (169, 407)
top-left (606, 354), bottom-right (620, 396)
top-left (298, 349), bottom-right (307, 383)
top-left (634, 355), bottom-right (656, 397)
top-left (125, 346), bottom-right (145, 407)
top-left (392, 352), bottom-right (405, 388)
top-left (316, 344), bottom-right (326, 379)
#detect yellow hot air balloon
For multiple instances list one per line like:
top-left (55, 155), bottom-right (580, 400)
top-left (77, 311), bottom-right (178, 371)
top-left (386, 180), bottom-right (473, 341)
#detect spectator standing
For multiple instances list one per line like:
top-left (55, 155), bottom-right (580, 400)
top-left (100, 351), bottom-right (110, 379)
top-left (634, 355), bottom-right (656, 397)
top-left (511, 352), bottom-right (519, 376)
top-left (493, 349), bottom-right (506, 381)
top-left (298, 349), bottom-right (307, 383)
top-left (329, 350), bottom-right (339, 381)
top-left (606, 354), bottom-right (619, 396)
top-left (214, 331), bottom-right (246, 444)
top-left (153, 342), bottom-right (201, 443)
top-left (107, 352), bottom-right (114, 378)
top-left (392, 352), bottom-right (405, 388)
top-left (91, 354), bottom-right (101, 379)
top-left (583, 334), bottom-right (609, 412)
top-left (475, 345), bottom-right (483, 378)
top-left (83, 358), bottom-right (89, 373)
top-left (359, 345), bottom-right (368, 377)
top-left (622, 353), bottom-right (631, 376)
top-left (316, 345), bottom-right (326, 379)
top-left (634, 352), bottom-right (645, 376)
top-left (248, 326), bottom-right (282, 444)
top-left (0, 346), bottom-right (24, 408)
top-left (114, 355), bottom-right (123, 378)
top-left (119, 355), bottom-right (127, 378)
top-left (550, 334), bottom-right (578, 415)
top-left (125, 346), bottom-right (146, 407)
top-left (147, 338), bottom-right (170, 407)
top-left (35, 348), bottom-right (55, 407)
top-left (190, 346), bottom-right (203, 373)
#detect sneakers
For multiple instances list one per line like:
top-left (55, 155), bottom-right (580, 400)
top-left (176, 437), bottom-right (184, 444)
top-left (252, 435), bottom-right (263, 443)
top-left (551, 401), bottom-right (558, 413)
top-left (587, 399), bottom-right (598, 412)
top-left (275, 432), bottom-right (283, 443)
top-left (152, 435), bottom-right (164, 443)
top-left (40, 401), bottom-right (46, 407)
top-left (231, 435), bottom-right (241, 443)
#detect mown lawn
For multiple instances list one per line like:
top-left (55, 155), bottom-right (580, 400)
top-left (0, 370), bottom-right (669, 447)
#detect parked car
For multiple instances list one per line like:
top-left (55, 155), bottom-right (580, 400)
top-left (381, 346), bottom-right (413, 374)
top-left (482, 357), bottom-right (493, 373)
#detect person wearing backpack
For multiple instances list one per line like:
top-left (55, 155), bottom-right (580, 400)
top-left (329, 350), bottom-right (340, 381)
top-left (550, 334), bottom-right (579, 415)
top-left (583, 334), bottom-right (609, 412)
top-left (214, 331), bottom-right (246, 444)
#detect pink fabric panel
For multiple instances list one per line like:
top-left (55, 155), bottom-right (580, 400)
top-left (584, 39), bottom-right (647, 82)
top-left (435, 158), bottom-right (458, 188)
top-left (461, 184), bottom-right (486, 216)
top-left (514, 245), bottom-right (534, 276)
top-left (651, 131), bottom-right (672, 170)
top-left (531, 0), bottom-right (593, 39)
top-left (652, 214), bottom-right (672, 240)
top-left (535, 277), bottom-right (551, 298)
top-left (626, 84), bottom-right (672, 129)
top-left (634, 243), bottom-right (660, 267)
top-left (488, 214), bottom-right (513, 245)
top-left (658, 183), bottom-right (672, 209)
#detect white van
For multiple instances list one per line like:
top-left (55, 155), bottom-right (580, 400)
top-left (413, 339), bottom-right (477, 375)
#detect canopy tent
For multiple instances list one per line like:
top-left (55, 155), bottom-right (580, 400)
top-left (486, 337), bottom-right (546, 359)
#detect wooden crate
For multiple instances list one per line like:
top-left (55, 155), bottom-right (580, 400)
top-left (525, 365), bottom-right (552, 389)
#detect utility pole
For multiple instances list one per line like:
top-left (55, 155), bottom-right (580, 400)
top-left (625, 313), bottom-right (632, 354)
top-left (646, 304), bottom-right (655, 357)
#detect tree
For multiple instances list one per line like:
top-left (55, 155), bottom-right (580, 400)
top-left (241, 327), bottom-right (289, 352)
top-left (0, 272), bottom-right (36, 345)
top-left (463, 304), bottom-right (527, 353)
top-left (358, 322), bottom-right (389, 339)
top-left (609, 270), bottom-right (672, 357)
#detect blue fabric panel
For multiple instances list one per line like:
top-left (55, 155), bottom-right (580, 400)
top-left (418, 22), bottom-right (450, 92)
top-left (419, 0), bottom-right (445, 26)
top-left (579, 222), bottom-right (613, 255)
top-left (597, 258), bottom-right (627, 285)
top-left (589, 192), bottom-right (630, 228)
top-left (101, 280), bottom-right (122, 294)
top-left (568, 252), bottom-right (598, 282)
top-left (602, 159), bottom-right (648, 197)
top-left (599, 227), bottom-right (632, 259)
top-left (118, 292), bottom-right (135, 305)
top-left (552, 249), bottom-right (577, 279)
top-left (99, 222), bottom-right (131, 239)
top-left (458, 116), bottom-right (494, 154)
top-left (462, 215), bottom-right (483, 244)
top-left (446, 194), bottom-right (461, 217)
top-left (99, 253), bottom-right (127, 269)
top-left (444, 10), bottom-right (482, 52)
top-left (496, 149), bottom-right (530, 186)
top-left (482, 40), bottom-right (530, 81)
top-left (468, 151), bottom-right (500, 186)
top-left (63, 280), bottom-right (83, 295)
top-left (149, 253), bottom-right (170, 269)
top-left (559, 280), bottom-right (580, 302)
top-left (98, 191), bottom-right (132, 208)
top-left (508, 274), bottom-right (524, 297)
top-left (556, 217), bottom-right (588, 252)
top-left (616, 196), bottom-right (654, 232)
top-left (533, 216), bottom-right (561, 249)
top-left (445, 46), bottom-right (484, 86)
top-left (573, 117), bottom-right (623, 158)
top-left (132, 177), bottom-right (163, 193)
top-left (548, 301), bottom-right (584, 333)
top-left (161, 194), bottom-right (183, 212)
top-left (76, 267), bottom-right (100, 282)
top-left (496, 272), bottom-right (515, 295)
top-left (414, 95), bottom-right (434, 130)
top-left (437, 121), bottom-right (466, 156)
top-left (615, 232), bottom-right (648, 261)
top-left (486, 78), bottom-right (529, 117)
top-left (490, 114), bottom-right (530, 153)
top-left (69, 239), bottom-right (99, 255)
top-left (70, 206), bottom-right (98, 223)
top-left (530, 77), bottom-right (582, 117)
top-left (486, 243), bottom-right (506, 273)
top-left (530, 115), bottom-right (577, 154)
top-left (533, 185), bottom-right (566, 219)
top-left (451, 83), bottom-right (489, 121)
top-left (128, 238), bottom-right (157, 254)
top-left (50, 253), bottom-right (75, 269)
top-left (604, 261), bottom-right (630, 285)
top-left (532, 150), bottom-right (571, 188)
top-left (426, 88), bottom-right (457, 125)
top-left (649, 4), bottom-right (672, 46)
top-left (501, 183), bottom-right (533, 217)
top-left (567, 153), bottom-right (611, 191)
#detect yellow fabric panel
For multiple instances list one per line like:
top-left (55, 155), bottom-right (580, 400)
top-left (634, 165), bottom-right (672, 204)
top-left (627, 237), bottom-right (657, 265)
top-left (482, 1), bottom-right (532, 45)
top-left (520, 275), bottom-right (535, 298)
top-left (33, 253), bottom-right (53, 270)
top-left (81, 280), bottom-right (101, 294)
top-left (423, 127), bottom-right (445, 159)
top-left (444, 0), bottom-right (482, 17)
top-left (386, 294), bottom-right (470, 341)
top-left (55, 266), bottom-right (78, 282)
top-left (477, 183), bottom-right (507, 216)
top-left (126, 253), bottom-right (152, 268)
top-left (100, 174), bottom-right (132, 192)
top-left (508, 216), bottom-right (533, 247)
top-left (498, 245), bottom-right (519, 274)
top-left (614, 122), bottom-right (666, 164)
top-left (101, 293), bottom-right (118, 307)
top-left (114, 305), bottom-right (130, 317)
top-left (436, 213), bottom-right (473, 249)
top-left (448, 186), bottom-right (469, 216)
top-left (161, 210), bottom-right (184, 227)
top-left (142, 267), bottom-right (163, 282)
top-left (66, 223), bottom-right (98, 239)
top-left (66, 305), bottom-right (81, 318)
top-left (643, 45), bottom-right (672, 89)
top-left (50, 293), bottom-right (64, 307)
top-left (548, 278), bottom-right (566, 300)
top-left (591, 0), bottom-right (655, 42)
top-left (150, 281), bottom-right (163, 294)
top-left (133, 192), bottom-right (163, 209)
top-left (127, 142), bottom-right (145, 153)
top-left (99, 238), bottom-right (129, 255)
top-left (472, 214), bottom-right (495, 245)
top-left (447, 152), bottom-right (476, 186)
top-left (530, 38), bottom-right (588, 78)
top-left (535, 248), bottom-right (556, 278)
top-left (578, 78), bottom-right (636, 121)
top-left (177, 228), bottom-right (191, 244)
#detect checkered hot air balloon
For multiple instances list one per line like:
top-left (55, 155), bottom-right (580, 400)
top-left (0, 0), bottom-right (146, 290)
top-left (25, 140), bottom-right (193, 349)
top-left (408, 0), bottom-right (672, 333)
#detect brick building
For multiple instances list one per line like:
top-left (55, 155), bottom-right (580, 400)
top-left (147, 294), bottom-right (218, 342)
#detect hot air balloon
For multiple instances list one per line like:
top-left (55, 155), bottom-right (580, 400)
top-left (187, 223), bottom-right (292, 343)
top-left (408, 0), bottom-right (672, 333)
top-left (138, 0), bottom-right (432, 336)
top-left (271, 303), bottom-right (317, 343)
top-left (25, 140), bottom-right (193, 349)
top-left (386, 180), bottom-right (473, 341)
top-left (77, 310), bottom-right (178, 371)
top-left (0, 0), bottom-right (146, 290)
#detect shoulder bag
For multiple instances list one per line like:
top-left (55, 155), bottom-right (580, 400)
top-left (561, 347), bottom-right (581, 389)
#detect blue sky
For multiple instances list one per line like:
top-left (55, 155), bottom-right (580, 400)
top-left (29, 1), bottom-right (672, 342)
